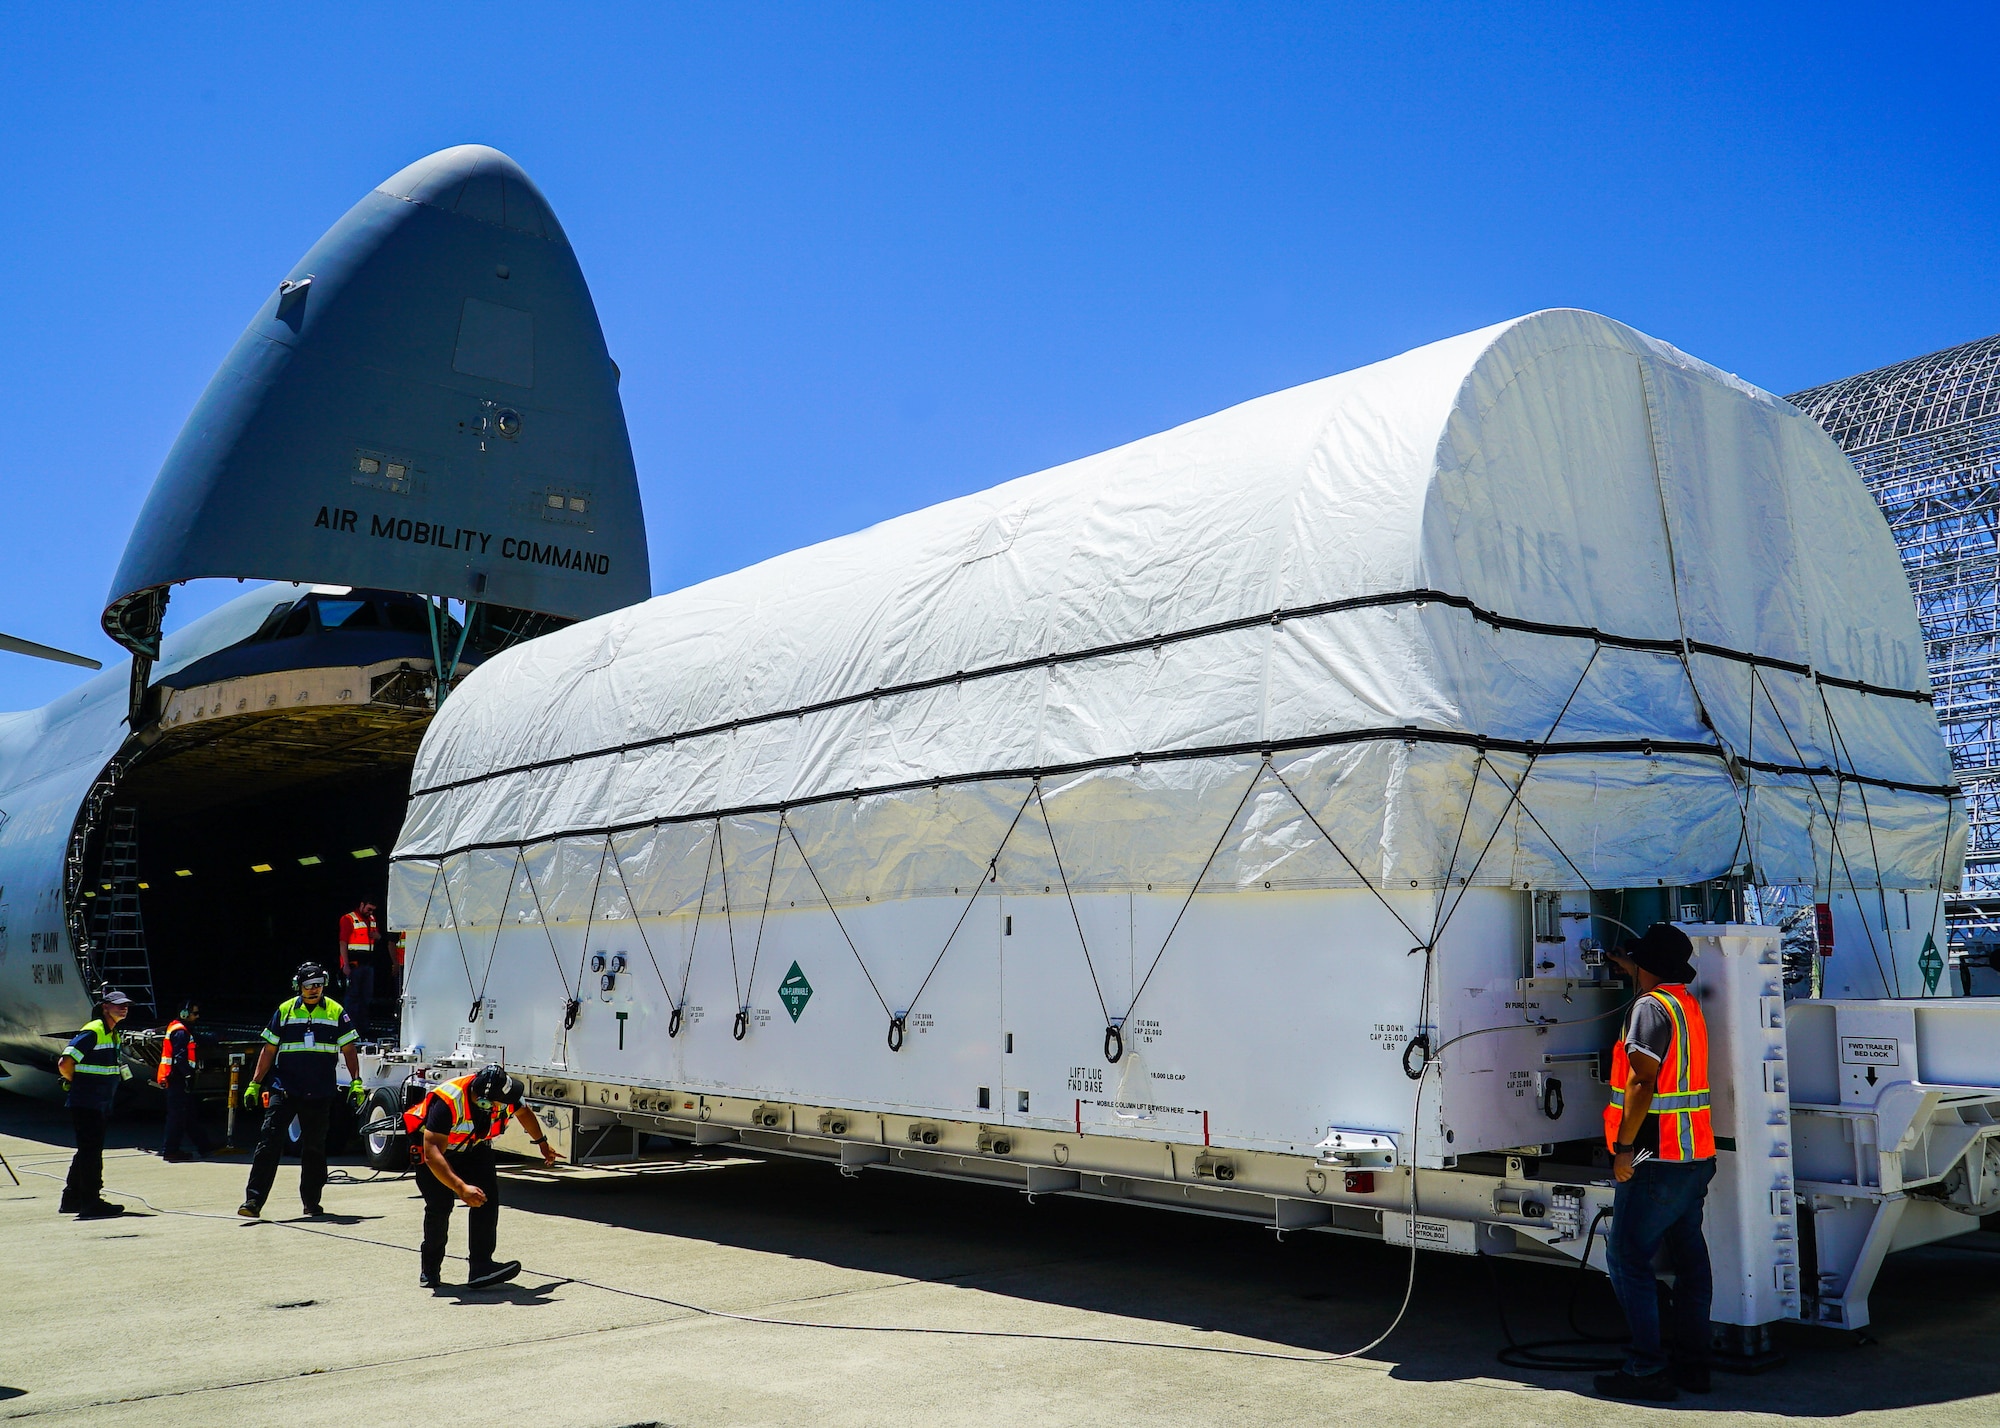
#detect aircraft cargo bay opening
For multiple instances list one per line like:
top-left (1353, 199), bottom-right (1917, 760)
top-left (60, 586), bottom-right (569, 1037)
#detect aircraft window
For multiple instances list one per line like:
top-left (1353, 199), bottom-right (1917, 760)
top-left (316, 599), bottom-right (380, 629)
top-left (251, 602), bottom-right (295, 641)
top-left (275, 603), bottom-right (312, 639)
top-left (383, 601), bottom-right (430, 634)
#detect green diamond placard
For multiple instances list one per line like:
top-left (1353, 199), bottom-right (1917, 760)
top-left (1919, 934), bottom-right (1944, 994)
top-left (778, 962), bottom-right (813, 1022)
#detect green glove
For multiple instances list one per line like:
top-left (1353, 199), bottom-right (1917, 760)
top-left (349, 1079), bottom-right (367, 1106)
top-left (241, 1081), bottom-right (262, 1108)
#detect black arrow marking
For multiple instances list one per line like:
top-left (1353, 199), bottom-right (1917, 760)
top-left (1865, 1065), bottom-right (1878, 1086)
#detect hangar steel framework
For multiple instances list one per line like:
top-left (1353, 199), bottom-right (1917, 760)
top-left (1789, 333), bottom-right (2000, 941)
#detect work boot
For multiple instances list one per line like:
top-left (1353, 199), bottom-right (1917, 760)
top-left (162, 1151), bottom-right (194, 1163)
top-left (77, 1200), bottom-right (126, 1220)
top-left (302, 1202), bottom-right (325, 1217)
top-left (1674, 1360), bottom-right (1712, 1394)
top-left (464, 1260), bottom-right (521, 1289)
top-left (419, 1266), bottom-right (442, 1289)
top-left (1594, 1369), bottom-right (1678, 1402)
top-left (237, 1200), bottom-right (262, 1219)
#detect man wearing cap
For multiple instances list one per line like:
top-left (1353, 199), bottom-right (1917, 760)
top-left (403, 1064), bottom-right (559, 1289)
top-left (1595, 922), bottom-right (1716, 1403)
top-left (237, 962), bottom-right (366, 1219)
top-left (56, 989), bottom-right (135, 1219)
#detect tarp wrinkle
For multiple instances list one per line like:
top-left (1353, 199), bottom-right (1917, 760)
top-left (390, 311), bottom-right (1963, 933)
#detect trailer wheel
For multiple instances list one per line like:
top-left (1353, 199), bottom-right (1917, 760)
top-left (362, 1089), bottom-right (410, 1172)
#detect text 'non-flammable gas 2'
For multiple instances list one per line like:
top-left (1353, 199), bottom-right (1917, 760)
top-left (312, 505), bottom-right (613, 575)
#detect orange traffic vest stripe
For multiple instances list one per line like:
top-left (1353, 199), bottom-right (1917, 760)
top-left (156, 1019), bottom-right (193, 1086)
top-left (403, 1075), bottom-right (506, 1150)
top-left (1604, 984), bottom-right (1714, 1161)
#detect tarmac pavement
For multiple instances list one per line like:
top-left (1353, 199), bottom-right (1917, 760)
top-left (3, 1091), bottom-right (1998, 1427)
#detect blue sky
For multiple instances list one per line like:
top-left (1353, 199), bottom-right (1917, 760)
top-left (2, 3), bottom-right (1995, 708)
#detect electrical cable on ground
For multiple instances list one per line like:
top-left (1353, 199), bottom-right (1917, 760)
top-left (17, 1162), bottom-right (1428, 1369)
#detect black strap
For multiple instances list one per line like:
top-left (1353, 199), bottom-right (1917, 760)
top-left (408, 589), bottom-right (1935, 800)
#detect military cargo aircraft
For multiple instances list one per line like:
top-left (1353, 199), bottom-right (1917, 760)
top-left (0, 145), bottom-right (649, 1086)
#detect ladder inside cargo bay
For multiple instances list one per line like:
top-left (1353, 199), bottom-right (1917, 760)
top-left (87, 805), bottom-right (154, 1010)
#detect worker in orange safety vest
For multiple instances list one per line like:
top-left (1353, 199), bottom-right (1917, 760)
top-left (156, 999), bottom-right (214, 1161)
top-left (337, 900), bottom-right (380, 1035)
top-left (1596, 922), bottom-right (1716, 1404)
top-left (403, 1065), bottom-right (559, 1290)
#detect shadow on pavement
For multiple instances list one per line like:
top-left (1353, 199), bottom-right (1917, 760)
top-left (8, 1090), bottom-right (2000, 1416)
top-left (497, 1140), bottom-right (2000, 1419)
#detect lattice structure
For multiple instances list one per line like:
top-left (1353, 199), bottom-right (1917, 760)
top-left (1790, 333), bottom-right (2000, 921)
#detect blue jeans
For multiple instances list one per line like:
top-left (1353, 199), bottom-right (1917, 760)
top-left (1607, 1156), bottom-right (1716, 1377)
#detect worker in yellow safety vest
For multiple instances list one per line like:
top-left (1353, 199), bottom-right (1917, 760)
top-left (57, 988), bottom-right (135, 1218)
top-left (1596, 923), bottom-right (1716, 1404)
top-left (403, 1065), bottom-right (559, 1290)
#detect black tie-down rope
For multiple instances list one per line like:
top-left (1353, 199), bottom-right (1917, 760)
top-left (605, 821), bottom-right (733, 1040)
top-left (464, 850), bottom-right (527, 1024)
top-left (425, 862), bottom-right (480, 1003)
top-left (401, 863), bottom-right (467, 1005)
top-left (593, 829), bottom-right (702, 1039)
top-left (1035, 780), bottom-right (1113, 1036)
top-left (1752, 671), bottom-right (1898, 997)
top-left (1821, 684), bottom-right (1917, 996)
top-left (563, 841), bottom-right (614, 1045)
top-left (513, 849), bottom-right (589, 1039)
top-left (734, 814), bottom-right (791, 1040)
top-left (780, 817), bottom-right (895, 1038)
top-left (889, 782), bottom-right (1040, 1051)
top-left (1393, 644), bottom-right (1604, 1081)
top-left (1108, 757), bottom-right (1271, 1062)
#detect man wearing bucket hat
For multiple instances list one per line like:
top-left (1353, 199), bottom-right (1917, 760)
top-left (1595, 922), bottom-right (1716, 1403)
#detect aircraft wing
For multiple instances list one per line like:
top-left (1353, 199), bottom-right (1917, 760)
top-left (0, 632), bottom-right (101, 670)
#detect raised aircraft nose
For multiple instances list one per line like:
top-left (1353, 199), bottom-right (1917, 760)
top-left (102, 143), bottom-right (648, 679)
top-left (375, 144), bottom-right (567, 244)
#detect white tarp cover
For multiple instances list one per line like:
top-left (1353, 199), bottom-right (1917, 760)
top-left (391, 310), bottom-right (1961, 931)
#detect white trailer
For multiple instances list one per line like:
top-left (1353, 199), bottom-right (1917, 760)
top-left (386, 310), bottom-right (1990, 1347)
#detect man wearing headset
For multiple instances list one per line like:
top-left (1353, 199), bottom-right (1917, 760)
top-left (238, 962), bottom-right (365, 1219)
top-left (404, 1063), bottom-right (560, 1289)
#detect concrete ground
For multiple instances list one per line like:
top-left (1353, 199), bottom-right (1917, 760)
top-left (3, 1094), bottom-right (1998, 1427)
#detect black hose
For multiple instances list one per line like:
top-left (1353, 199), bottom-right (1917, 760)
top-left (1490, 1208), bottom-right (1627, 1371)
top-left (562, 998), bottom-right (581, 1030)
top-left (1401, 1033), bottom-right (1430, 1081)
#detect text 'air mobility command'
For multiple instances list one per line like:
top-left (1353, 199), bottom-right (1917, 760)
top-left (312, 505), bottom-right (615, 575)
